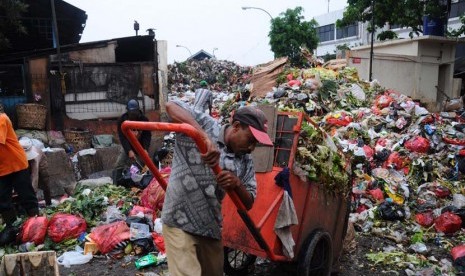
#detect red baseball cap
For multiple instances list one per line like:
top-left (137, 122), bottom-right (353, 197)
top-left (233, 106), bottom-right (273, 146)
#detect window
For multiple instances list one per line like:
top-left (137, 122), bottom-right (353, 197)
top-left (450, 0), bottom-right (465, 18)
top-left (336, 23), bottom-right (358, 39)
top-left (317, 24), bottom-right (335, 42)
top-left (390, 24), bottom-right (402, 29)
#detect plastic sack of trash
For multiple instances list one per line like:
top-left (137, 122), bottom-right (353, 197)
top-left (415, 211), bottom-right (434, 227)
top-left (377, 201), bottom-right (405, 221)
top-left (129, 205), bottom-right (155, 221)
top-left (140, 178), bottom-right (165, 212)
top-left (451, 245), bottom-right (465, 267)
top-left (152, 232), bottom-right (165, 254)
top-left (404, 136), bottom-right (430, 153)
top-left (48, 213), bottom-right (87, 243)
top-left (133, 238), bottom-right (155, 256)
top-left (89, 221), bottom-right (130, 254)
top-left (435, 212), bottom-right (462, 234)
top-left (20, 216), bottom-right (49, 244)
top-left (57, 246), bottom-right (93, 268)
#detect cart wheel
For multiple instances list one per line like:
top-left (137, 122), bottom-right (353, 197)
top-left (297, 231), bottom-right (333, 276)
top-left (223, 247), bottom-right (257, 276)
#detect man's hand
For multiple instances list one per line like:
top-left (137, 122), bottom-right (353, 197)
top-left (200, 137), bottom-right (220, 167)
top-left (128, 150), bottom-right (136, 159)
top-left (216, 171), bottom-right (241, 191)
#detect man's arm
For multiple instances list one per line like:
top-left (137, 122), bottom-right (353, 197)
top-left (217, 171), bottom-right (254, 210)
top-left (117, 115), bottom-right (132, 154)
top-left (166, 101), bottom-right (219, 167)
top-left (139, 116), bottom-right (152, 150)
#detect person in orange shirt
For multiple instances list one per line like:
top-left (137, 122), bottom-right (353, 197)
top-left (0, 108), bottom-right (39, 246)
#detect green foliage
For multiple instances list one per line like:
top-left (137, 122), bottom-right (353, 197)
top-left (377, 30), bottom-right (399, 41)
top-left (269, 7), bottom-right (319, 66)
top-left (0, 0), bottom-right (28, 51)
top-left (337, 0), bottom-right (451, 38)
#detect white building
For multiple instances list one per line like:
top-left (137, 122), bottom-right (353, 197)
top-left (313, 0), bottom-right (465, 57)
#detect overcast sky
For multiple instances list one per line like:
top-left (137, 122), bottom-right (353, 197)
top-left (65, 0), bottom-right (347, 66)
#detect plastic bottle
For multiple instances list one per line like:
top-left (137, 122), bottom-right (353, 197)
top-left (135, 254), bottom-right (158, 269)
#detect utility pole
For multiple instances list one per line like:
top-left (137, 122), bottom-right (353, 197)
top-left (369, 0), bottom-right (375, 81)
top-left (50, 0), bottom-right (61, 73)
top-left (328, 0), bottom-right (330, 13)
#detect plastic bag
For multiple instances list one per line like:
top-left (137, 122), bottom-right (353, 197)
top-left (133, 238), bottom-right (155, 256)
top-left (435, 212), bottom-right (462, 234)
top-left (377, 201), bottom-right (405, 221)
top-left (48, 214), bottom-right (87, 243)
top-left (92, 134), bottom-right (114, 148)
top-left (415, 212), bottom-right (434, 227)
top-left (104, 205), bottom-right (126, 224)
top-left (89, 221), bottom-right (130, 254)
top-left (404, 136), bottom-right (430, 153)
top-left (20, 216), bottom-right (48, 245)
top-left (57, 246), bottom-right (93, 268)
top-left (451, 245), bottom-right (465, 268)
top-left (130, 223), bottom-right (151, 241)
top-left (152, 232), bottom-right (165, 254)
top-left (129, 205), bottom-right (155, 221)
top-left (140, 178), bottom-right (165, 212)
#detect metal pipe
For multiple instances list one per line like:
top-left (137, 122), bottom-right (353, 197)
top-left (175, 44), bottom-right (192, 57)
top-left (241, 6), bottom-right (273, 20)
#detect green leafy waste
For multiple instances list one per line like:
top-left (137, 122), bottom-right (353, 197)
top-left (296, 122), bottom-right (351, 196)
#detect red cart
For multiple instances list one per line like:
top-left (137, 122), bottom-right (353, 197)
top-left (122, 110), bottom-right (350, 276)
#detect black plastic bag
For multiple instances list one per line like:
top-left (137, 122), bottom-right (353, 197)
top-left (132, 238), bottom-right (155, 255)
top-left (378, 201), bottom-right (405, 221)
top-left (126, 216), bottom-right (153, 232)
top-left (113, 168), bottom-right (134, 188)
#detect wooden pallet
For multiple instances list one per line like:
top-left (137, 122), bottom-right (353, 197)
top-left (0, 251), bottom-right (59, 276)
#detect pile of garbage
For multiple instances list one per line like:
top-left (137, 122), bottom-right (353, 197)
top-left (167, 57), bottom-right (465, 273)
top-left (168, 58), bottom-right (252, 93)
top-left (222, 62), bottom-right (465, 274)
top-left (0, 168), bottom-right (170, 270)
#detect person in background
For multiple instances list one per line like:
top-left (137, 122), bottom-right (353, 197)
top-left (161, 100), bottom-right (273, 276)
top-left (115, 99), bottom-right (152, 170)
top-left (19, 137), bottom-right (52, 206)
top-left (0, 109), bottom-right (39, 246)
top-left (193, 80), bottom-right (213, 115)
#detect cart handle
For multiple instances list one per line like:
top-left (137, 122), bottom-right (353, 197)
top-left (121, 121), bottom-right (248, 210)
top-left (122, 120), bottom-right (291, 262)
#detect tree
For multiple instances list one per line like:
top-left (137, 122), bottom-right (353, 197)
top-left (269, 7), bottom-right (319, 66)
top-left (337, 0), bottom-right (451, 38)
top-left (0, 0), bottom-right (28, 51)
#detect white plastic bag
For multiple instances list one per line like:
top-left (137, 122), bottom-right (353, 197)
top-left (57, 246), bottom-right (93, 268)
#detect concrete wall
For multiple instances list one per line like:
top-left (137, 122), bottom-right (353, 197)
top-left (157, 40), bottom-right (168, 120)
top-left (67, 41), bottom-right (117, 63)
top-left (348, 36), bottom-right (460, 111)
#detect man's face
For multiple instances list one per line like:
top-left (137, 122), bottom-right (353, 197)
top-left (228, 122), bottom-right (257, 156)
top-left (128, 110), bottom-right (139, 120)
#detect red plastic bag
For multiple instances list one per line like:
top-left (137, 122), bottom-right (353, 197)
top-left (151, 232), bottom-right (165, 254)
top-left (404, 136), bottom-right (430, 153)
top-left (326, 114), bottom-right (353, 127)
top-left (363, 145), bottom-right (374, 160)
top-left (368, 188), bottom-right (384, 201)
top-left (47, 213), bottom-right (87, 243)
top-left (374, 94), bottom-right (394, 109)
top-left (141, 178), bottom-right (166, 212)
top-left (129, 205), bottom-right (155, 221)
top-left (435, 212), bottom-right (462, 234)
top-left (288, 79), bottom-right (301, 87)
top-left (89, 221), bottom-right (130, 254)
top-left (20, 216), bottom-right (48, 244)
top-left (415, 212), bottom-right (434, 227)
top-left (384, 152), bottom-right (410, 170)
top-left (452, 245), bottom-right (465, 261)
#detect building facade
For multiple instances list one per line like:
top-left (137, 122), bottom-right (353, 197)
top-left (314, 0), bottom-right (465, 57)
